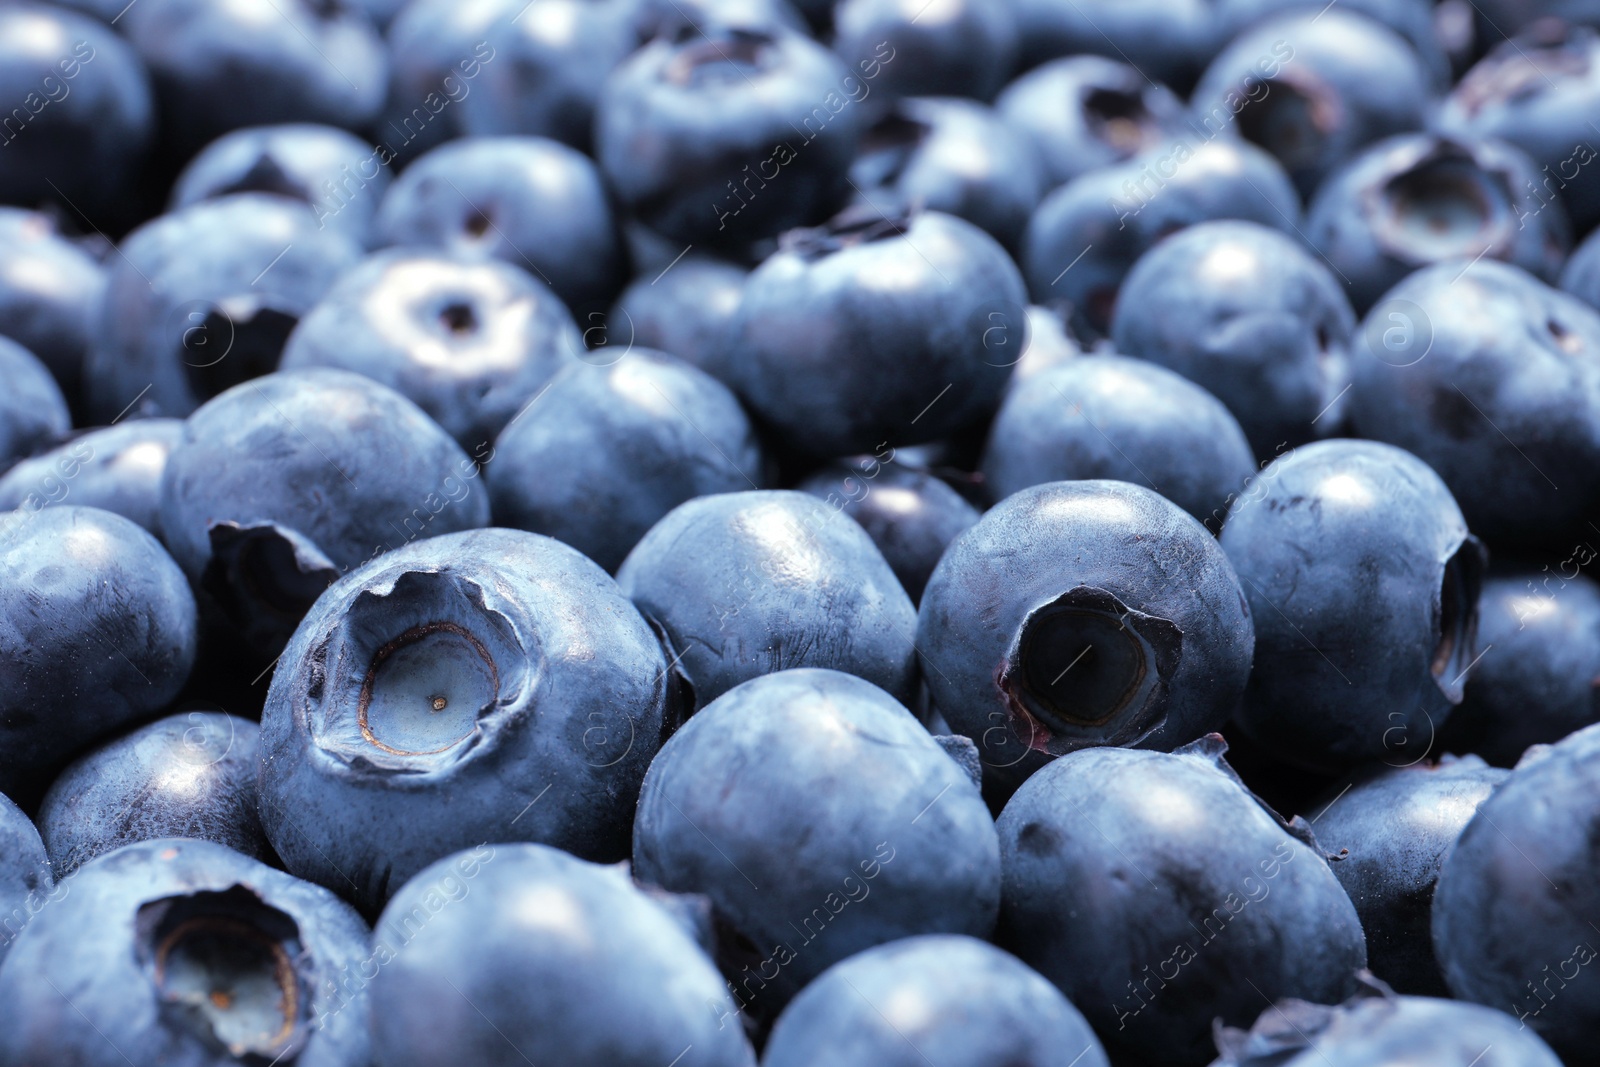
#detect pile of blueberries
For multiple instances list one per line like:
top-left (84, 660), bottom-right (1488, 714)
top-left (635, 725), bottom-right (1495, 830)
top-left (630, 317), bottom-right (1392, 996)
top-left (5, 0), bottom-right (1600, 1063)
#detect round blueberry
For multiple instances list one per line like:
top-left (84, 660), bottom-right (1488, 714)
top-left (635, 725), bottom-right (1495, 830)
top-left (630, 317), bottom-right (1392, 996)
top-left (0, 838), bottom-right (371, 1067)
top-left (258, 529), bottom-right (671, 914)
top-left (369, 843), bottom-right (756, 1066)
top-left (1008, 0), bottom-right (1221, 92)
top-left (633, 669), bottom-right (1001, 1015)
top-left (0, 207), bottom-right (107, 401)
top-left (37, 711), bottom-right (268, 879)
top-left (280, 249), bottom-right (583, 451)
top-left (615, 490), bottom-right (918, 712)
top-left (0, 419), bottom-right (183, 540)
top-left (1220, 439), bottom-right (1483, 772)
top-left (611, 255), bottom-right (748, 379)
top-left (0, 793), bottom-right (51, 964)
top-left (918, 480), bottom-right (1255, 798)
top-left (833, 0), bottom-right (1017, 100)
top-left (0, 337), bottom-right (69, 473)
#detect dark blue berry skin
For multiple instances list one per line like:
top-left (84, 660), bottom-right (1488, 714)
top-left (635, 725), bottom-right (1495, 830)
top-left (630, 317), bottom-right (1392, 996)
top-left (1444, 570), bottom-right (1600, 766)
top-left (0, 507), bottom-right (197, 802)
top-left (1008, 0), bottom-right (1220, 92)
top-left (996, 738), bottom-right (1366, 1067)
top-left (159, 369), bottom-right (489, 661)
top-left (1110, 220), bottom-right (1356, 458)
top-left (0, 838), bottom-right (372, 1067)
top-left (1216, 0), bottom-right (1452, 87)
top-left (720, 211), bottom-right (1027, 456)
top-left (1308, 133), bottom-right (1570, 314)
top-left (1213, 985), bottom-right (1564, 1066)
top-left (0, 207), bottom-right (107, 402)
top-left (633, 669), bottom-right (1000, 1016)
top-left (797, 454), bottom-right (979, 605)
top-left (1220, 440), bottom-right (1483, 773)
top-left (0, 419), bottom-right (183, 539)
top-left (0, 4), bottom-right (153, 222)
top-left (37, 711), bottom-right (268, 879)
top-left (171, 123), bottom-right (393, 249)
top-left (380, 0), bottom-right (506, 164)
top-left (1347, 259), bottom-right (1600, 550)
top-left (596, 26), bottom-right (865, 249)
top-left (84, 194), bottom-right (364, 424)
top-left (488, 349), bottom-right (764, 573)
top-left (1562, 223), bottom-right (1600, 310)
top-left (1433, 725), bottom-right (1600, 1061)
top-left (981, 353), bottom-right (1256, 526)
top-left (0, 793), bottom-right (51, 963)
top-left (761, 935), bottom-right (1110, 1067)
top-left (375, 136), bottom-right (629, 315)
top-left (917, 480), bottom-right (1255, 800)
top-left (847, 97), bottom-right (1045, 255)
top-left (833, 0), bottom-right (1016, 101)
top-left (1306, 756), bottom-right (1508, 996)
top-left (370, 844), bottom-right (756, 1067)
top-left (1022, 138), bottom-right (1300, 337)
top-left (280, 249), bottom-right (583, 451)
top-left (1438, 22), bottom-right (1600, 232)
top-left (995, 56), bottom-right (1192, 190)
top-left (461, 0), bottom-right (640, 153)
top-left (0, 337), bottom-right (69, 473)
top-left (258, 529), bottom-right (670, 915)
top-left (612, 256), bottom-right (748, 379)
top-left (121, 0), bottom-right (387, 155)
top-left (1194, 10), bottom-right (1432, 199)
top-left (616, 490), bottom-right (918, 713)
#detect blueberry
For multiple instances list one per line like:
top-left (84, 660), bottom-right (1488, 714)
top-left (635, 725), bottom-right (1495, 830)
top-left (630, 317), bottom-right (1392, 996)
top-left (258, 528), bottom-right (671, 914)
top-left (596, 25), bottom-right (867, 249)
top-left (1008, 0), bottom-right (1220, 92)
top-left (0, 793), bottom-right (51, 963)
top-left (761, 935), bottom-right (1110, 1067)
top-left (1213, 982), bottom-right (1564, 1065)
top-left (996, 737), bottom-right (1366, 1066)
top-left (1215, 0), bottom-right (1452, 88)
top-left (632, 0), bottom-right (807, 37)
top-left (833, 0), bottom-right (1017, 100)
top-left (0, 838), bottom-right (371, 1067)
top-left (280, 249), bottom-right (583, 451)
top-left (1447, 568), bottom-right (1600, 765)
top-left (171, 124), bottom-right (395, 249)
top-left (615, 490), bottom-right (918, 712)
top-left (1305, 755), bottom-right (1507, 995)
top-left (981, 353), bottom-right (1256, 526)
top-left (917, 480), bottom-right (1255, 799)
top-left (1006, 305), bottom-right (1082, 389)
top-left (1307, 133), bottom-right (1569, 313)
top-left (797, 454), bottom-right (979, 604)
top-left (369, 843), bottom-right (756, 1066)
top-left (632, 669), bottom-right (1000, 1015)
top-left (0, 207), bottom-right (106, 404)
top-left (159, 369), bottom-right (489, 660)
top-left (375, 136), bottom-right (629, 315)
top-left (0, 419), bottom-right (183, 539)
top-left (0, 506), bottom-right (197, 801)
top-left (995, 56), bottom-right (1192, 189)
top-left (719, 210), bottom-right (1026, 456)
top-left (122, 0), bottom-right (387, 154)
top-left (380, 0), bottom-right (507, 163)
top-left (1022, 138), bottom-right (1301, 337)
top-left (1220, 440), bottom-right (1483, 772)
top-left (1560, 214), bottom-right (1600, 310)
top-left (84, 194), bottom-right (364, 424)
top-left (461, 0), bottom-right (641, 152)
top-left (1194, 10), bottom-right (1432, 198)
top-left (488, 349), bottom-right (764, 573)
top-left (1110, 220), bottom-right (1356, 457)
top-left (1433, 725), bottom-right (1600, 1060)
top-left (847, 97), bottom-right (1046, 254)
top-left (1438, 22), bottom-right (1600, 231)
top-left (611, 255), bottom-right (748, 378)
top-left (0, 4), bottom-right (153, 223)
top-left (37, 711), bottom-right (268, 879)
top-left (1347, 259), bottom-right (1600, 549)
top-left (0, 337), bottom-right (69, 473)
